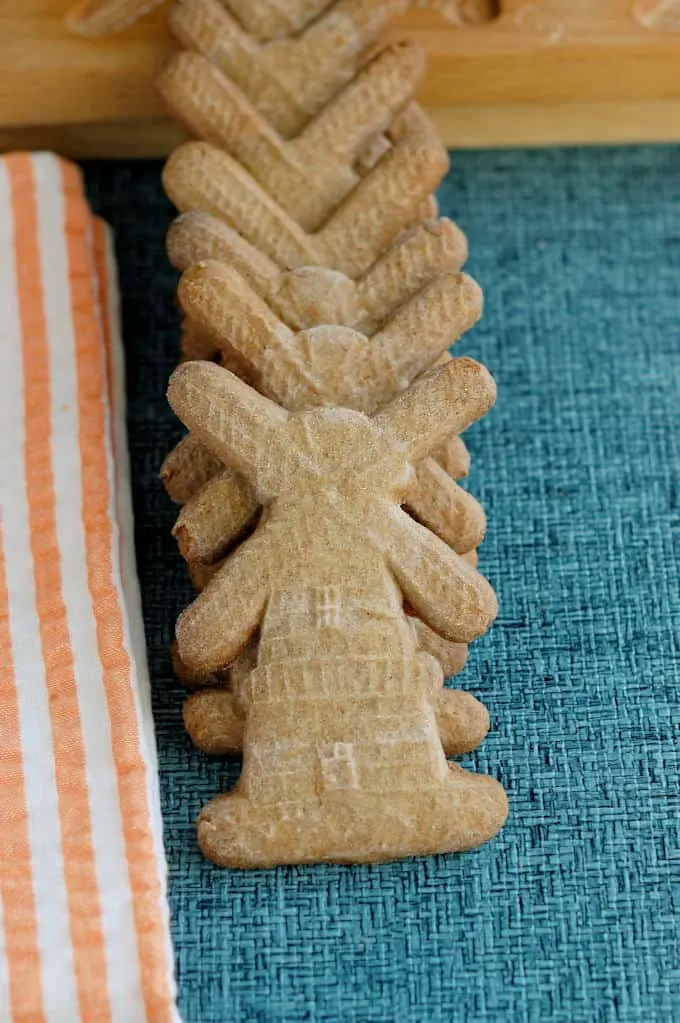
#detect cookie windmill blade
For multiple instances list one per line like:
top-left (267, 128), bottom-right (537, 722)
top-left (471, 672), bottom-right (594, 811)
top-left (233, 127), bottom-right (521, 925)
top-left (175, 528), bottom-right (274, 676)
top-left (178, 262), bottom-right (327, 406)
top-left (168, 358), bottom-right (505, 867)
top-left (162, 132), bottom-right (449, 278)
top-left (157, 42), bottom-right (426, 233)
top-left (166, 211), bottom-right (469, 335)
top-left (167, 359), bottom-right (289, 500)
top-left (360, 272), bottom-right (483, 407)
top-left (317, 134), bottom-right (449, 277)
top-left (375, 356), bottom-right (497, 463)
top-left (375, 358), bottom-right (499, 642)
top-left (162, 142), bottom-right (316, 269)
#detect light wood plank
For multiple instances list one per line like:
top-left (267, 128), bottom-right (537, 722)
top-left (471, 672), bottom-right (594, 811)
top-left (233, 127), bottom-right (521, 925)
top-left (2, 2), bottom-right (680, 147)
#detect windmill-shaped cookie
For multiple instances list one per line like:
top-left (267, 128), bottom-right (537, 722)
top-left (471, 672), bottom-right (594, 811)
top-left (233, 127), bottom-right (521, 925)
top-left (165, 215), bottom-right (477, 651)
top-left (71, 0), bottom-right (506, 867)
top-left (163, 261), bottom-right (494, 757)
top-left (153, 2), bottom-right (492, 748)
top-left (166, 0), bottom-right (417, 139)
top-left (168, 355), bottom-right (507, 867)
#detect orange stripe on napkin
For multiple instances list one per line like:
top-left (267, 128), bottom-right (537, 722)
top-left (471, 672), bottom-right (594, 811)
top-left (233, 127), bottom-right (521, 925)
top-left (62, 163), bottom-right (175, 1023)
top-left (92, 219), bottom-right (117, 446)
top-left (0, 526), bottom-right (45, 1023)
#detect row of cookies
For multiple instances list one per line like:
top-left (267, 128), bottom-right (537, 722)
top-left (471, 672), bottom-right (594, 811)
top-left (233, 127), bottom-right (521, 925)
top-left (112, 0), bottom-right (507, 865)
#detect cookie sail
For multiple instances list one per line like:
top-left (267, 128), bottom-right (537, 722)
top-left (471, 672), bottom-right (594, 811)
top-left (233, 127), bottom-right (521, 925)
top-left (69, 0), bottom-right (506, 860)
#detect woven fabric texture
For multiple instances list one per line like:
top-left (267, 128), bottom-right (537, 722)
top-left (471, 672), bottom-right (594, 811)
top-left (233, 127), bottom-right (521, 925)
top-left (83, 145), bottom-right (680, 1023)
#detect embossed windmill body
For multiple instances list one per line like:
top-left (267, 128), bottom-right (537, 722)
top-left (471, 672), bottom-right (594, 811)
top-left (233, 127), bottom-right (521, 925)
top-left (168, 356), bottom-right (507, 867)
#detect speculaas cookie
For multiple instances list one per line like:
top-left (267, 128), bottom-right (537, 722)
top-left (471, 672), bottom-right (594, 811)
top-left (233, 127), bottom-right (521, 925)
top-left (164, 262), bottom-right (493, 759)
top-left (168, 0), bottom-right (411, 138)
top-left (168, 355), bottom-right (507, 867)
top-left (166, 210), bottom-right (468, 336)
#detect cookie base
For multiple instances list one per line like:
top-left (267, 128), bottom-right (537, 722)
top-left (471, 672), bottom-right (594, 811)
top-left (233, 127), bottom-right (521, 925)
top-left (196, 765), bottom-right (507, 868)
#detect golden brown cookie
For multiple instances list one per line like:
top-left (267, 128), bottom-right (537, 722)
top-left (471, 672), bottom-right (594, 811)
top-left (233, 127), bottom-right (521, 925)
top-left (169, 0), bottom-right (410, 138)
top-left (164, 266), bottom-right (490, 755)
top-left (168, 356), bottom-right (506, 867)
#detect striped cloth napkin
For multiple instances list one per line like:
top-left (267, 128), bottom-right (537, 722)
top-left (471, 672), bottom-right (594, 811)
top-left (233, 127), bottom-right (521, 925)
top-left (0, 153), bottom-right (179, 1022)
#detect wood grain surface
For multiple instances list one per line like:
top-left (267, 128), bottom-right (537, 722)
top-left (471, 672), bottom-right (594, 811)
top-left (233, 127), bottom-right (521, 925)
top-left (2, 1), bottom-right (680, 152)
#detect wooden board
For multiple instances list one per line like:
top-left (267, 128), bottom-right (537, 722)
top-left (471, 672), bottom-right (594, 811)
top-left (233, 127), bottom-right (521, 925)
top-left (2, 1), bottom-right (680, 153)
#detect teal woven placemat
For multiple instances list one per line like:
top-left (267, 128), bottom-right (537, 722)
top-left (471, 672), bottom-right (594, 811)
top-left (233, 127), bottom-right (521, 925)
top-left (84, 145), bottom-right (680, 1023)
